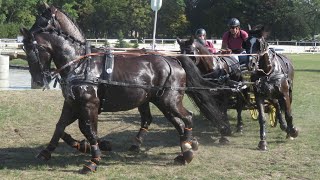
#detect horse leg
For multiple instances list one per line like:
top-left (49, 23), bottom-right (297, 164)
top-left (282, 92), bottom-right (299, 139)
top-left (272, 99), bottom-right (287, 131)
top-left (256, 96), bottom-right (268, 150)
top-left (219, 97), bottom-right (232, 144)
top-left (155, 98), bottom-right (197, 165)
top-left (36, 101), bottom-right (77, 161)
top-left (69, 87), bottom-right (102, 174)
top-left (129, 102), bottom-right (152, 152)
top-left (236, 89), bottom-right (250, 133)
top-left (61, 127), bottom-right (111, 154)
top-left (236, 108), bottom-right (244, 133)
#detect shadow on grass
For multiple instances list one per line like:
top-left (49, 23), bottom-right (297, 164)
top-left (0, 113), bottom-right (224, 171)
top-left (295, 69), bottom-right (320, 73)
top-left (0, 111), bottom-right (289, 171)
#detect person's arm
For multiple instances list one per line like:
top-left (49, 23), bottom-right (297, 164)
top-left (221, 32), bottom-right (230, 50)
top-left (221, 41), bottom-right (228, 50)
top-left (207, 41), bottom-right (216, 53)
top-left (241, 30), bottom-right (249, 41)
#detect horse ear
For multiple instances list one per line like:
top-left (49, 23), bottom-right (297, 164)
top-left (262, 31), bottom-right (270, 39)
top-left (43, 2), bottom-right (50, 8)
top-left (262, 26), bottom-right (271, 39)
top-left (191, 35), bottom-right (195, 41)
top-left (176, 37), bottom-right (181, 45)
top-left (20, 28), bottom-right (32, 40)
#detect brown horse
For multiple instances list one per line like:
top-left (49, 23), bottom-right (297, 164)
top-left (243, 25), bottom-right (298, 150)
top-left (20, 5), bottom-right (227, 174)
top-left (177, 37), bottom-right (248, 135)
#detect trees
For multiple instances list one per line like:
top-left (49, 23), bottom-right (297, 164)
top-left (0, 0), bottom-right (38, 38)
top-left (156, 0), bottom-right (189, 38)
top-left (0, 0), bottom-right (318, 40)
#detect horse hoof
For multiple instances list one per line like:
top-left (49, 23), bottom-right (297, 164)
top-left (221, 127), bottom-right (232, 136)
top-left (80, 162), bottom-right (97, 174)
top-left (258, 140), bottom-right (267, 151)
top-left (183, 150), bottom-right (194, 164)
top-left (289, 127), bottom-right (299, 138)
top-left (99, 140), bottom-right (112, 151)
top-left (191, 138), bottom-right (199, 151)
top-left (129, 145), bottom-right (140, 153)
top-left (219, 137), bottom-right (230, 144)
top-left (174, 154), bottom-right (186, 165)
top-left (36, 149), bottom-right (51, 161)
top-left (236, 126), bottom-right (243, 133)
top-left (286, 135), bottom-right (294, 140)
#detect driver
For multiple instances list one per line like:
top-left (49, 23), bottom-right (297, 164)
top-left (195, 28), bottom-right (217, 54)
top-left (221, 18), bottom-right (248, 65)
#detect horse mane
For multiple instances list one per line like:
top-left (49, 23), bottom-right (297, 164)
top-left (193, 41), bottom-right (211, 55)
top-left (50, 5), bottom-right (85, 39)
top-left (34, 4), bottom-right (85, 43)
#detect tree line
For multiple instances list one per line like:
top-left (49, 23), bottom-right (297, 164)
top-left (0, 0), bottom-right (319, 41)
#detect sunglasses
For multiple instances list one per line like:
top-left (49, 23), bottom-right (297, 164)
top-left (229, 26), bottom-right (238, 29)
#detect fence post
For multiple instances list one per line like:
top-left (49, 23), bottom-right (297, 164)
top-left (0, 55), bottom-right (9, 88)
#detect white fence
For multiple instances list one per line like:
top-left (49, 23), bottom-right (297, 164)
top-left (1, 38), bottom-right (320, 55)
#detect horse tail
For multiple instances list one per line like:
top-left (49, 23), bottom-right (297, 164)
top-left (177, 55), bottom-right (228, 128)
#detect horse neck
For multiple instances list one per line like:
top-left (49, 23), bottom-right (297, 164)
top-left (194, 44), bottom-right (216, 73)
top-left (55, 9), bottom-right (85, 42)
top-left (43, 33), bottom-right (85, 77)
top-left (196, 56), bottom-right (214, 74)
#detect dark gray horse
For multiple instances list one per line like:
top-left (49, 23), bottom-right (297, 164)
top-left (244, 25), bottom-right (298, 150)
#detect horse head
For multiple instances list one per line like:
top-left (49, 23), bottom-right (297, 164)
top-left (177, 37), bottom-right (214, 74)
top-left (21, 3), bottom-right (86, 89)
top-left (244, 25), bottom-right (273, 75)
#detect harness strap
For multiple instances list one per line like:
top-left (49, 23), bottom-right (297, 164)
top-left (52, 52), bottom-right (105, 77)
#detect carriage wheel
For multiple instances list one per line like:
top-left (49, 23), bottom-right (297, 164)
top-left (267, 105), bottom-right (277, 127)
top-left (248, 93), bottom-right (258, 120)
top-left (249, 109), bottom-right (259, 120)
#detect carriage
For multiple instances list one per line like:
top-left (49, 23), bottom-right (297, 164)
top-left (228, 67), bottom-right (277, 127)
top-left (177, 37), bottom-right (280, 132)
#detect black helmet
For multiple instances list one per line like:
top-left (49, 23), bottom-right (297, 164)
top-left (195, 28), bottom-right (206, 36)
top-left (228, 18), bottom-right (240, 27)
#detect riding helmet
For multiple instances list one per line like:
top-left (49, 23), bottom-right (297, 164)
top-left (228, 18), bottom-right (240, 27)
top-left (195, 28), bottom-right (206, 36)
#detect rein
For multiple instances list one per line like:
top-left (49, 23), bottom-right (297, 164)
top-left (52, 52), bottom-right (105, 77)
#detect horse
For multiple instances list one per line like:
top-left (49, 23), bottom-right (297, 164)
top-left (29, 3), bottom-right (186, 156)
top-left (177, 37), bottom-right (248, 135)
top-left (26, 3), bottom-right (117, 154)
top-left (20, 6), bottom-right (228, 174)
top-left (243, 25), bottom-right (298, 150)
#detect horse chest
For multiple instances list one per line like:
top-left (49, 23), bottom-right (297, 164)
top-left (255, 73), bottom-right (286, 98)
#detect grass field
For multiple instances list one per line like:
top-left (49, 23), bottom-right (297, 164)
top-left (1, 54), bottom-right (320, 179)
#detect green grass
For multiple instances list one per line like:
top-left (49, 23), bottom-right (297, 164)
top-left (9, 58), bottom-right (28, 67)
top-left (0, 54), bottom-right (320, 179)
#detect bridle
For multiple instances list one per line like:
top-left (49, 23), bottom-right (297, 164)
top-left (24, 7), bottom-right (86, 89)
top-left (180, 40), bottom-right (201, 65)
top-left (247, 36), bottom-right (272, 75)
top-left (23, 16), bottom-right (54, 89)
